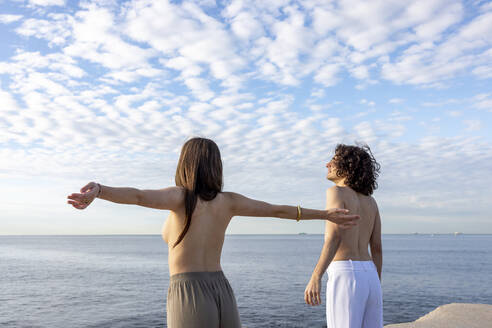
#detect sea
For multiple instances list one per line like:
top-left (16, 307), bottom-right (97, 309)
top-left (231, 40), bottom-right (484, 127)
top-left (1, 234), bottom-right (491, 328)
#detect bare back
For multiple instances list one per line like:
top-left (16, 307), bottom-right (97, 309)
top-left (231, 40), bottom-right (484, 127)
top-left (329, 186), bottom-right (379, 262)
top-left (162, 192), bottom-right (234, 275)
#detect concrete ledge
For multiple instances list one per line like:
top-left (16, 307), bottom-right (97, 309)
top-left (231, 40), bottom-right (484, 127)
top-left (385, 303), bottom-right (492, 328)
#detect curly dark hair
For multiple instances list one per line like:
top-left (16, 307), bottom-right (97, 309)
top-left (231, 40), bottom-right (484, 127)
top-left (333, 144), bottom-right (381, 196)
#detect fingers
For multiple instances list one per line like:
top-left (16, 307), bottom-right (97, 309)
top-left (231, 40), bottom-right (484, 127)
top-left (328, 209), bottom-right (360, 220)
top-left (80, 182), bottom-right (95, 193)
top-left (339, 218), bottom-right (359, 229)
top-left (327, 213), bottom-right (360, 228)
top-left (330, 208), bottom-right (349, 214)
top-left (311, 291), bottom-right (320, 306)
top-left (68, 193), bottom-right (83, 201)
top-left (304, 287), bottom-right (314, 305)
top-left (304, 288), bottom-right (321, 306)
top-left (67, 200), bottom-right (86, 210)
top-left (67, 192), bottom-right (93, 209)
top-left (67, 200), bottom-right (78, 206)
top-left (304, 290), bottom-right (310, 305)
top-left (337, 214), bottom-right (360, 221)
top-left (68, 183), bottom-right (97, 210)
top-left (333, 214), bottom-right (360, 228)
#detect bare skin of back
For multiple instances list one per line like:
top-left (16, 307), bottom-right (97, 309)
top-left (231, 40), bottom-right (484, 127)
top-left (304, 185), bottom-right (382, 306)
top-left (162, 192), bottom-right (233, 275)
top-left (331, 186), bottom-right (379, 262)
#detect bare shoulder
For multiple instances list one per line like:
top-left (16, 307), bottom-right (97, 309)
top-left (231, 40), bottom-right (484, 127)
top-left (368, 195), bottom-right (378, 208)
top-left (363, 195), bottom-right (379, 216)
top-left (159, 186), bottom-right (186, 209)
top-left (326, 186), bottom-right (350, 200)
top-left (167, 186), bottom-right (186, 198)
top-left (326, 186), bottom-right (345, 207)
top-left (326, 185), bottom-right (344, 196)
top-left (221, 191), bottom-right (239, 202)
top-left (221, 191), bottom-right (236, 198)
top-left (220, 191), bottom-right (252, 206)
top-left (220, 191), bottom-right (240, 209)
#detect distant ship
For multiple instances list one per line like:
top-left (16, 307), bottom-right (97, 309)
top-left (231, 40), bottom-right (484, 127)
top-left (454, 232), bottom-right (463, 236)
top-left (298, 232), bottom-right (307, 235)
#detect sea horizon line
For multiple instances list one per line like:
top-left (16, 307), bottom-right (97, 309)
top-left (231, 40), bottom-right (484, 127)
top-left (1, 233), bottom-right (491, 236)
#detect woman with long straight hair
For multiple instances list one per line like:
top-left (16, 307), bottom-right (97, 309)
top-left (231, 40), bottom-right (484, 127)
top-left (67, 137), bottom-right (359, 328)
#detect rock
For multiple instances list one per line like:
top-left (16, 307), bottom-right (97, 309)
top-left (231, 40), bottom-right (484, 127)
top-left (385, 303), bottom-right (492, 328)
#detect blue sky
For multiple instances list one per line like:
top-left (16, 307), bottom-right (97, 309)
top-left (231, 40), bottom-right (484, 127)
top-left (1, 0), bottom-right (491, 235)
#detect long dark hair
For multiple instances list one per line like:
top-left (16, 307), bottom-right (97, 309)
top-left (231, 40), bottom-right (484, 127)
top-left (333, 144), bottom-right (380, 196)
top-left (173, 137), bottom-right (223, 247)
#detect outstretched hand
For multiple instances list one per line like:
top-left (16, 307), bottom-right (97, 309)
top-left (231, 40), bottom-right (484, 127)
top-left (67, 182), bottom-right (100, 210)
top-left (326, 208), bottom-right (359, 228)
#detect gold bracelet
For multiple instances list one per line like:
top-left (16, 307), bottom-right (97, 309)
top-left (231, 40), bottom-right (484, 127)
top-left (296, 205), bottom-right (302, 222)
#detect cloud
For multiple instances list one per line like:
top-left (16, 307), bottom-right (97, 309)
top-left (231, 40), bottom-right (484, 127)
top-left (360, 99), bottom-right (376, 106)
top-left (63, 4), bottom-right (156, 74)
top-left (0, 88), bottom-right (20, 137)
top-left (472, 65), bottom-right (492, 79)
top-left (314, 64), bottom-right (340, 87)
top-left (124, 0), bottom-right (244, 86)
top-left (382, 6), bottom-right (492, 86)
top-left (447, 110), bottom-right (462, 117)
top-left (0, 14), bottom-right (23, 24)
top-left (16, 14), bottom-right (72, 46)
top-left (183, 77), bottom-right (215, 101)
top-left (388, 98), bottom-right (404, 104)
top-left (29, 0), bottom-right (65, 6)
top-left (163, 56), bottom-right (203, 78)
top-left (230, 11), bottom-right (264, 41)
top-left (473, 93), bottom-right (492, 111)
top-left (260, 7), bottom-right (315, 84)
top-left (463, 119), bottom-right (482, 131)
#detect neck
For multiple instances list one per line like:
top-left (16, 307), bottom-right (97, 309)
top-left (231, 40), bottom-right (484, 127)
top-left (333, 179), bottom-right (347, 187)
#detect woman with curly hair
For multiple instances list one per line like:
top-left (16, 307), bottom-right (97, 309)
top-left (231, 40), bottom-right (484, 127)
top-left (67, 137), bottom-right (359, 328)
top-left (304, 144), bottom-right (382, 328)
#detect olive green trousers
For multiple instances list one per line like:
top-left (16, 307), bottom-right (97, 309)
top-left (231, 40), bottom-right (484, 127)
top-left (167, 271), bottom-right (241, 328)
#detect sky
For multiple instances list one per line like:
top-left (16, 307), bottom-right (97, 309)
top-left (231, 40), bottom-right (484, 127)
top-left (0, 0), bottom-right (491, 235)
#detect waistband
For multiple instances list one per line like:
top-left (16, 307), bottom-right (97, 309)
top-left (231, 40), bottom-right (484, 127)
top-left (328, 260), bottom-right (376, 272)
top-left (170, 271), bottom-right (226, 283)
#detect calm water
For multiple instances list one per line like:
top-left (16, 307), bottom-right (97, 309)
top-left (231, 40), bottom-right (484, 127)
top-left (1, 234), bottom-right (491, 327)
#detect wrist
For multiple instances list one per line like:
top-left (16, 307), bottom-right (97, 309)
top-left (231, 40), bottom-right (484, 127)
top-left (311, 272), bottom-right (322, 280)
top-left (96, 183), bottom-right (102, 198)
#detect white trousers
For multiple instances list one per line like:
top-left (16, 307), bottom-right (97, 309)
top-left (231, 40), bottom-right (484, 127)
top-left (326, 260), bottom-right (383, 328)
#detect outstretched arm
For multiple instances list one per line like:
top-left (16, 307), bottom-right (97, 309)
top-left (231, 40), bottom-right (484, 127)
top-left (226, 192), bottom-right (359, 227)
top-left (67, 182), bottom-right (183, 211)
top-left (305, 187), bottom-right (344, 306)
top-left (370, 207), bottom-right (383, 281)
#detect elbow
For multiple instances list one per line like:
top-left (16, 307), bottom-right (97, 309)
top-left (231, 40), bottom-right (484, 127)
top-left (325, 229), bottom-right (341, 244)
top-left (370, 242), bottom-right (383, 254)
top-left (324, 233), bottom-right (341, 248)
top-left (135, 189), bottom-right (143, 206)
